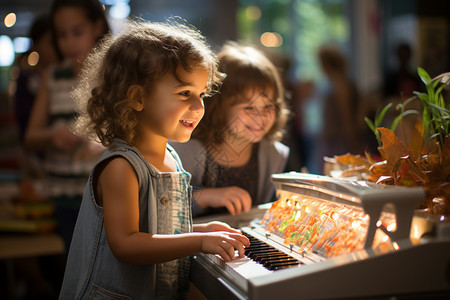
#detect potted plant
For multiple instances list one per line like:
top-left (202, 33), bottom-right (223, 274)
top-left (331, 68), bottom-right (449, 218)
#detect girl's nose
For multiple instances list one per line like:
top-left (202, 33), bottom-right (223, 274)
top-left (190, 97), bottom-right (204, 113)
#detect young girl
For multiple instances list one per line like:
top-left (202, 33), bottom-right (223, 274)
top-left (25, 0), bottom-right (110, 248)
top-left (59, 20), bottom-right (249, 299)
top-left (171, 42), bottom-right (290, 217)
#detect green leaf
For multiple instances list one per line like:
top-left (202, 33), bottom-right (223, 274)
top-left (430, 132), bottom-right (441, 140)
top-left (413, 91), bottom-right (428, 103)
top-left (364, 117), bottom-right (375, 132)
top-left (436, 84), bottom-right (447, 101)
top-left (422, 108), bottom-right (430, 137)
top-left (376, 103), bottom-right (392, 127)
top-left (428, 102), bottom-right (450, 114)
top-left (418, 67), bottom-right (431, 85)
top-left (432, 77), bottom-right (442, 89)
top-left (391, 110), bottom-right (420, 132)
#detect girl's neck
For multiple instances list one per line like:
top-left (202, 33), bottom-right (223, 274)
top-left (134, 135), bottom-right (176, 172)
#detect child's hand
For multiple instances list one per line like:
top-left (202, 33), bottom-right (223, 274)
top-left (195, 186), bottom-right (252, 216)
top-left (194, 221), bottom-right (241, 234)
top-left (200, 231), bottom-right (250, 262)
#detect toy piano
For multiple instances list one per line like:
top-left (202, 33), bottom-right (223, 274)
top-left (191, 172), bottom-right (450, 299)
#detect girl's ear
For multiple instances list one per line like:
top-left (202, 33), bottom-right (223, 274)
top-left (127, 85), bottom-right (145, 111)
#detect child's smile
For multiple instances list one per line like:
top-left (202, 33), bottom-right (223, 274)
top-left (226, 90), bottom-right (276, 144)
top-left (139, 66), bottom-right (208, 143)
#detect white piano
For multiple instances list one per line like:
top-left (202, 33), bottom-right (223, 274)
top-left (191, 172), bottom-right (450, 299)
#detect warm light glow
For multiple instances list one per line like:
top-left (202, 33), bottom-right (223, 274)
top-left (351, 220), bottom-right (360, 229)
top-left (27, 51), bottom-right (39, 66)
top-left (260, 32), bottom-right (283, 47)
top-left (246, 6), bottom-right (261, 20)
top-left (4, 13), bottom-right (16, 27)
top-left (382, 235), bottom-right (390, 243)
top-left (376, 220), bottom-right (382, 227)
top-left (387, 223), bottom-right (396, 232)
top-left (304, 206), bottom-right (310, 214)
top-left (294, 210), bottom-right (301, 221)
top-left (332, 212), bottom-right (339, 221)
top-left (393, 242), bottom-right (399, 250)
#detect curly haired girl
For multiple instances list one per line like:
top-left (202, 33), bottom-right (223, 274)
top-left (59, 20), bottom-right (249, 299)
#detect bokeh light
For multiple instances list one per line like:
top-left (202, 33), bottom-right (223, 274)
top-left (27, 51), bottom-right (40, 66)
top-left (4, 13), bottom-right (16, 28)
top-left (0, 35), bottom-right (15, 66)
top-left (13, 37), bottom-right (31, 53)
top-left (246, 5), bottom-right (261, 20)
top-left (260, 31), bottom-right (283, 47)
top-left (109, 2), bottom-right (130, 19)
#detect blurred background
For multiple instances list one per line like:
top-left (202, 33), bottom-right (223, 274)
top-left (0, 0), bottom-right (449, 299)
top-left (1, 0), bottom-right (449, 173)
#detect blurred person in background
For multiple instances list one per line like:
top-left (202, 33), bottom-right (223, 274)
top-left (14, 14), bottom-right (58, 143)
top-left (316, 44), bottom-right (361, 173)
top-left (384, 42), bottom-right (421, 102)
top-left (25, 0), bottom-right (110, 250)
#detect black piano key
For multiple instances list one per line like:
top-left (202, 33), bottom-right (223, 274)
top-left (245, 242), bottom-right (269, 249)
top-left (248, 249), bottom-right (280, 259)
top-left (257, 252), bottom-right (291, 263)
top-left (271, 263), bottom-right (301, 270)
top-left (262, 258), bottom-right (298, 268)
top-left (246, 248), bottom-right (278, 256)
top-left (267, 261), bottom-right (301, 270)
top-left (245, 245), bottom-right (274, 255)
top-left (254, 252), bottom-right (287, 262)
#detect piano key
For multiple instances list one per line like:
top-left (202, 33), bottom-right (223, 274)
top-left (258, 253), bottom-right (293, 263)
top-left (247, 249), bottom-right (279, 258)
top-left (267, 261), bottom-right (301, 270)
top-left (255, 252), bottom-right (287, 262)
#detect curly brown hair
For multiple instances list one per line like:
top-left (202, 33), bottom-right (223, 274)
top-left (193, 41), bottom-right (289, 144)
top-left (73, 19), bottom-right (222, 146)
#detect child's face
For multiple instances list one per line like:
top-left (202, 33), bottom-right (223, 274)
top-left (139, 66), bottom-right (208, 143)
top-left (225, 89), bottom-right (276, 144)
top-left (53, 7), bottom-right (102, 67)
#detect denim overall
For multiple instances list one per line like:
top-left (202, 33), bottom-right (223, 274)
top-left (59, 139), bottom-right (193, 299)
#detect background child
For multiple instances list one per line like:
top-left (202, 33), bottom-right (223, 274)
top-left (59, 20), bottom-right (249, 299)
top-left (14, 13), bottom-right (58, 143)
top-left (171, 41), bottom-right (290, 218)
top-left (24, 0), bottom-right (110, 249)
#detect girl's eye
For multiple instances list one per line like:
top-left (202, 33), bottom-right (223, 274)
top-left (179, 91), bottom-right (190, 97)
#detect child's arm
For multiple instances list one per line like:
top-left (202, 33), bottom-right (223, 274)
top-left (99, 157), bottom-right (249, 265)
top-left (25, 71), bottom-right (81, 152)
top-left (193, 187), bottom-right (252, 216)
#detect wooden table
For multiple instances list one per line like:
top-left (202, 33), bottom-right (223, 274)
top-left (0, 233), bottom-right (65, 259)
top-left (0, 233), bottom-right (65, 299)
